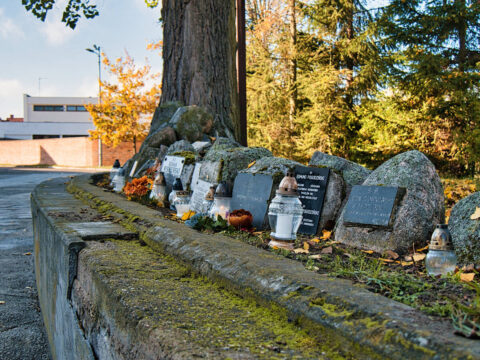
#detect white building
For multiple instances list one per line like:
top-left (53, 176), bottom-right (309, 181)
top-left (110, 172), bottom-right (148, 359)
top-left (0, 94), bottom-right (98, 140)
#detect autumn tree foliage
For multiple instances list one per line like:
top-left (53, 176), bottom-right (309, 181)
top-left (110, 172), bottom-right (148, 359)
top-left (85, 51), bottom-right (161, 154)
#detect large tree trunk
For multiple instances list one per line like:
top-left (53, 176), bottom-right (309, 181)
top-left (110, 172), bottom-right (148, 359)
top-left (160, 0), bottom-right (241, 141)
top-left (288, 0), bottom-right (297, 129)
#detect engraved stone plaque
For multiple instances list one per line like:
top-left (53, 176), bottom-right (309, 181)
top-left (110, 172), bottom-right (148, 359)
top-left (343, 185), bottom-right (406, 228)
top-left (295, 166), bottom-right (330, 235)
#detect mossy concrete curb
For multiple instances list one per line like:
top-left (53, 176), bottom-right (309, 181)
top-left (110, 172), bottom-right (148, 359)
top-left (65, 174), bottom-right (480, 359)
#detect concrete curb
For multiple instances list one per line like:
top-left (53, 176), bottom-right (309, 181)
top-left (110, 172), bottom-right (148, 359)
top-left (66, 174), bottom-right (480, 359)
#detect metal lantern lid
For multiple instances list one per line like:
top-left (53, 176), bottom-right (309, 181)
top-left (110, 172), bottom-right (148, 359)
top-left (429, 224), bottom-right (453, 251)
top-left (172, 178), bottom-right (183, 191)
top-left (277, 171), bottom-right (298, 196)
top-left (205, 186), bottom-right (216, 201)
top-left (215, 181), bottom-right (231, 198)
top-left (113, 159), bottom-right (121, 168)
top-left (117, 168), bottom-right (125, 176)
top-left (154, 172), bottom-right (166, 185)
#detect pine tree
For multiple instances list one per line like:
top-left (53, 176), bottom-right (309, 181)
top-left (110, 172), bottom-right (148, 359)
top-left (376, 0), bottom-right (480, 174)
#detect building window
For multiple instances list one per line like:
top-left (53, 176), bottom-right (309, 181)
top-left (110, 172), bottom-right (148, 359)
top-left (66, 105), bottom-right (88, 112)
top-left (33, 105), bottom-right (64, 112)
top-left (33, 135), bottom-right (61, 139)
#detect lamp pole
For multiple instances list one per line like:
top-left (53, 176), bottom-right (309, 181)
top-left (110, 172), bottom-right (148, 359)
top-left (86, 44), bottom-right (102, 167)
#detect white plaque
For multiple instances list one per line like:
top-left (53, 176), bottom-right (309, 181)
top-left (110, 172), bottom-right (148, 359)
top-left (129, 161), bottom-right (138, 177)
top-left (190, 179), bottom-right (214, 213)
top-left (160, 156), bottom-right (185, 178)
top-left (190, 163), bottom-right (202, 191)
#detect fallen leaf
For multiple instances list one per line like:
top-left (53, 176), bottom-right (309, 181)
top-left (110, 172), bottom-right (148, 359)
top-left (0, 301), bottom-right (5, 305)
top-left (303, 242), bottom-right (310, 251)
top-left (379, 258), bottom-right (394, 263)
top-left (23, 252), bottom-right (32, 256)
top-left (404, 255), bottom-right (413, 262)
top-left (311, 238), bottom-right (320, 243)
top-left (307, 240), bottom-right (319, 247)
top-left (181, 211), bottom-right (196, 221)
top-left (361, 250), bottom-right (374, 254)
top-left (320, 230), bottom-right (332, 240)
top-left (412, 253), bottom-right (426, 262)
top-left (209, 136), bottom-right (217, 142)
top-left (252, 231), bottom-right (263, 236)
top-left (321, 246), bottom-right (333, 254)
top-left (400, 261), bottom-right (414, 267)
top-left (309, 254), bottom-right (322, 259)
top-left (462, 264), bottom-right (475, 272)
top-left (293, 248), bottom-right (309, 254)
top-left (461, 273), bottom-right (475, 282)
top-left (272, 246), bottom-right (279, 250)
top-left (416, 245), bottom-right (429, 252)
top-left (470, 207), bottom-right (480, 220)
top-left (385, 250), bottom-right (399, 260)
top-left (247, 161), bottom-right (256, 169)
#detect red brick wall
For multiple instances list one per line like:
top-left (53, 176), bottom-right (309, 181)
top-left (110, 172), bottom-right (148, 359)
top-left (102, 141), bottom-right (142, 167)
top-left (0, 138), bottom-right (141, 167)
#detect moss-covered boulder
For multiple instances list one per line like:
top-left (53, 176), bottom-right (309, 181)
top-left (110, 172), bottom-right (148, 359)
top-left (166, 140), bottom-right (196, 155)
top-left (141, 126), bottom-right (177, 150)
top-left (240, 156), bottom-right (301, 194)
top-left (309, 151), bottom-right (371, 187)
top-left (335, 150), bottom-right (445, 254)
top-left (204, 145), bottom-right (272, 183)
top-left (170, 106), bottom-right (214, 143)
top-left (149, 101), bottom-right (183, 134)
top-left (449, 192), bottom-right (480, 265)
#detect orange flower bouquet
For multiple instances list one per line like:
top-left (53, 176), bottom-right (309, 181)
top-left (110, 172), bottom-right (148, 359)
top-left (123, 176), bottom-right (153, 201)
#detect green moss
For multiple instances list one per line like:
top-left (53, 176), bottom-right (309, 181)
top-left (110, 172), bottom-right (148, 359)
top-left (171, 151), bottom-right (196, 165)
top-left (83, 239), bottom-right (357, 359)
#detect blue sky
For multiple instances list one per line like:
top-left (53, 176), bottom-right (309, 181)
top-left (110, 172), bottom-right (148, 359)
top-left (0, 0), bottom-right (163, 119)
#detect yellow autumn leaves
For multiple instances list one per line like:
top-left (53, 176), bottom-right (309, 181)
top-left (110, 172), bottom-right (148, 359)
top-left (85, 43), bottom-right (162, 151)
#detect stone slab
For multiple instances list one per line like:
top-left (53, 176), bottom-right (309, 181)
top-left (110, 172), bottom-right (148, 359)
top-left (295, 166), bottom-right (330, 235)
top-left (62, 221), bottom-right (137, 240)
top-left (189, 179), bottom-right (214, 214)
top-left (231, 173), bottom-right (273, 229)
top-left (160, 155), bottom-right (185, 186)
top-left (343, 185), bottom-right (405, 228)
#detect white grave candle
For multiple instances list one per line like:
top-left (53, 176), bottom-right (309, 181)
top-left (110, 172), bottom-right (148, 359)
top-left (274, 214), bottom-right (293, 239)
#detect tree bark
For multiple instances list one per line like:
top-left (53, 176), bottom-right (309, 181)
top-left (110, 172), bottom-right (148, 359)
top-left (288, 0), bottom-right (297, 129)
top-left (160, 0), bottom-right (240, 141)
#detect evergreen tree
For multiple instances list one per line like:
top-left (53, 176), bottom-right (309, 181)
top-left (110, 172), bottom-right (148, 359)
top-left (376, 0), bottom-right (480, 174)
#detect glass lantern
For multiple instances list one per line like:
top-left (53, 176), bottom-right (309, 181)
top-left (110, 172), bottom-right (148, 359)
top-left (268, 172), bottom-right (303, 246)
top-left (208, 182), bottom-right (232, 220)
top-left (201, 185), bottom-right (216, 215)
top-left (174, 191), bottom-right (191, 218)
top-left (150, 172), bottom-right (167, 206)
top-left (109, 159), bottom-right (121, 185)
top-left (426, 224), bottom-right (457, 276)
top-left (112, 168), bottom-right (126, 193)
top-left (169, 178), bottom-right (184, 210)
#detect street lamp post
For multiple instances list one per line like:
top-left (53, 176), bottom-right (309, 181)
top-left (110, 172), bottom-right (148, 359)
top-left (86, 44), bottom-right (103, 167)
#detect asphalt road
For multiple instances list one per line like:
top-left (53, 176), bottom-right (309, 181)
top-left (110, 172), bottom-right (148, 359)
top-left (0, 167), bottom-right (96, 360)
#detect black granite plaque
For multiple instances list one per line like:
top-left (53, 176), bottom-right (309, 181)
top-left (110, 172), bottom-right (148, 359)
top-left (343, 185), bottom-right (406, 228)
top-left (295, 166), bottom-right (330, 235)
top-left (231, 173), bottom-right (273, 229)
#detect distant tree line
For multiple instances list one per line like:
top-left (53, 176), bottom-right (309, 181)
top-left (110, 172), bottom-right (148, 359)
top-left (22, 0), bottom-right (480, 175)
top-left (246, 0), bottom-right (480, 176)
